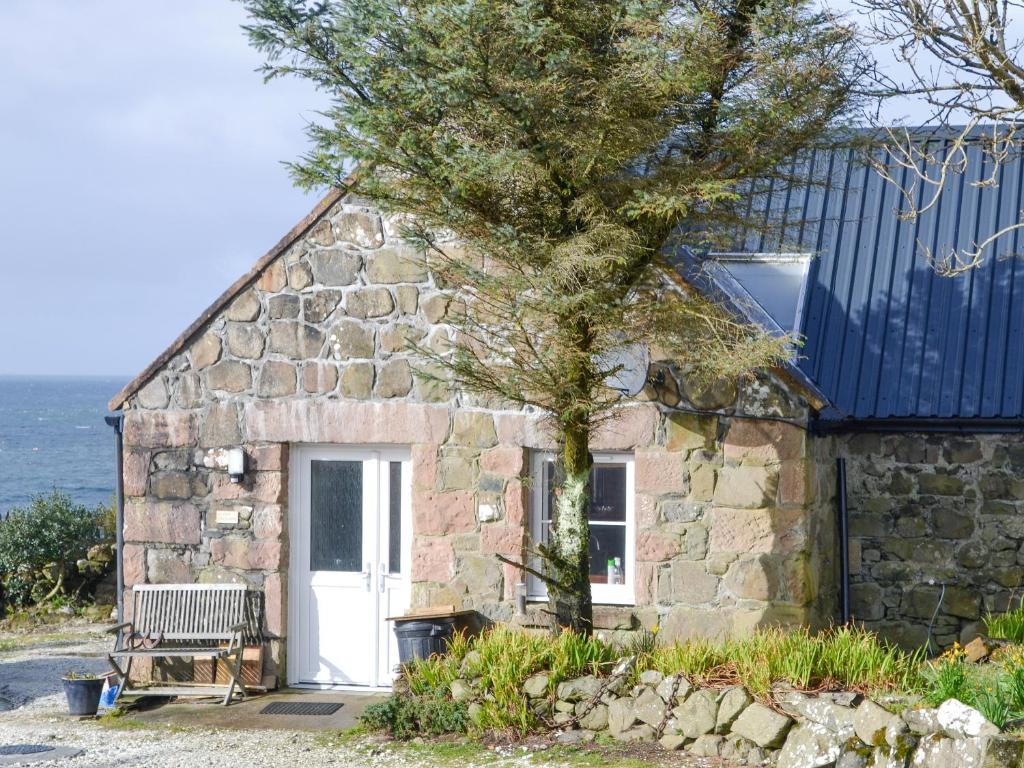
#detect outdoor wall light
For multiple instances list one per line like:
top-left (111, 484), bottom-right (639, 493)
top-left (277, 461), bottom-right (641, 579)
top-left (227, 448), bottom-right (246, 484)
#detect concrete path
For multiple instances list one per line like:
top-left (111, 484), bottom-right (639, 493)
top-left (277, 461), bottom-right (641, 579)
top-left (128, 688), bottom-right (388, 732)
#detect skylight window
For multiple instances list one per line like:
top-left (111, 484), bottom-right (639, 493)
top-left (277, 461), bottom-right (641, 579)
top-left (711, 253), bottom-right (811, 334)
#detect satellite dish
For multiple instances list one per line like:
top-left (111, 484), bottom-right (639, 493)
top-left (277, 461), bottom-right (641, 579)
top-left (599, 343), bottom-right (651, 397)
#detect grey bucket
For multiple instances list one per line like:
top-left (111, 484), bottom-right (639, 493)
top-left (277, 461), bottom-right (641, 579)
top-left (62, 678), bottom-right (104, 716)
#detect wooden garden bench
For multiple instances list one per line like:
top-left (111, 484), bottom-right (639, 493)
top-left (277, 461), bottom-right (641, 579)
top-left (108, 584), bottom-right (249, 706)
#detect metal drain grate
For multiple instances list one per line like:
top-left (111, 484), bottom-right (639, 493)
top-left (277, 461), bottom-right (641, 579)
top-left (0, 746), bottom-right (56, 756)
top-left (260, 701), bottom-right (343, 716)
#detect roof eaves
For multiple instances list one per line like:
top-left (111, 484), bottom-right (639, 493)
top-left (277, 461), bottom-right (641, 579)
top-left (109, 185), bottom-right (348, 412)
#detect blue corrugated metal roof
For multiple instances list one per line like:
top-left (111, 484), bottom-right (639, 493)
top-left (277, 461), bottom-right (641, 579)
top-left (722, 138), bottom-right (1024, 422)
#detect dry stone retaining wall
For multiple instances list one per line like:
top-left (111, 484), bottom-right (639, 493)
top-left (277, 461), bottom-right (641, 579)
top-left (118, 192), bottom-right (832, 684)
top-left (451, 663), bottom-right (1024, 767)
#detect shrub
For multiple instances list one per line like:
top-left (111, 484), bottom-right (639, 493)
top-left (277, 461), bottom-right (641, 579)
top-left (0, 491), bottom-right (108, 607)
top-left (360, 694), bottom-right (468, 740)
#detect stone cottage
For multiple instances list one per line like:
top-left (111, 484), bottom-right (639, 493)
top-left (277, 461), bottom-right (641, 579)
top-left (110, 141), bottom-right (1024, 689)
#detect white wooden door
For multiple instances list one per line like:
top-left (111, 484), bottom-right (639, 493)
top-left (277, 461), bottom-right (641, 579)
top-left (289, 446), bottom-right (411, 687)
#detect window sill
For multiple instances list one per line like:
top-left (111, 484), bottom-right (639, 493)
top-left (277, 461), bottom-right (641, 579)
top-left (526, 595), bottom-right (636, 608)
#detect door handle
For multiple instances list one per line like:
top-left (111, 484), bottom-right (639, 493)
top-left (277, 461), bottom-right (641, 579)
top-left (361, 562), bottom-right (371, 592)
top-left (379, 561), bottom-right (387, 593)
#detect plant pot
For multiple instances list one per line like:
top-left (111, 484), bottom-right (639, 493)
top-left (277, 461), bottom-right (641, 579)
top-left (62, 677), bottom-right (104, 716)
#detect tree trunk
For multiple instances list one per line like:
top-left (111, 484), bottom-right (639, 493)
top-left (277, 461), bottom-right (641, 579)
top-left (548, 423), bottom-right (593, 635)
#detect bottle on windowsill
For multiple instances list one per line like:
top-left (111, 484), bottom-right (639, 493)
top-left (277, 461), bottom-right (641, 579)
top-left (607, 557), bottom-right (623, 585)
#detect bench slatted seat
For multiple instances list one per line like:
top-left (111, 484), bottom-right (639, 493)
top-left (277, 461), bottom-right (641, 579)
top-left (108, 584), bottom-right (249, 706)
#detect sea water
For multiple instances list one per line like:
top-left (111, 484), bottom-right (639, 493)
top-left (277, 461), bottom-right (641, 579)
top-left (0, 375), bottom-right (126, 516)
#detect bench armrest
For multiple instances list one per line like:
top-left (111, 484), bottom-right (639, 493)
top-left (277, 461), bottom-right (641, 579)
top-left (106, 622), bottom-right (132, 634)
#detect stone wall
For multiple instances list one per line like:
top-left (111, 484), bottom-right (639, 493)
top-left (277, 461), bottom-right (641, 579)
top-left (453, 662), bottom-right (1021, 767)
top-left (836, 431), bottom-right (1024, 650)
top-left (118, 191), bottom-right (831, 684)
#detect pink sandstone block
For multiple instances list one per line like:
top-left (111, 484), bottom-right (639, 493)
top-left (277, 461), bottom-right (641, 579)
top-left (493, 413), bottom-right (557, 449)
top-left (123, 544), bottom-right (146, 586)
top-left (264, 572), bottom-right (284, 637)
top-left (210, 538), bottom-right (282, 571)
top-left (252, 504), bottom-right (284, 540)
top-left (411, 538), bottom-right (454, 582)
top-left (481, 445), bottom-right (525, 476)
top-left (412, 489), bottom-right (475, 535)
top-left (504, 480), bottom-right (527, 526)
top-left (591, 406), bottom-right (658, 450)
top-left (123, 501), bottom-right (201, 545)
top-left (244, 400), bottom-right (452, 445)
top-left (123, 410), bottom-right (198, 449)
top-left (707, 506), bottom-right (808, 556)
top-left (123, 450), bottom-right (150, 498)
top-left (503, 563), bottom-right (522, 600)
top-left (212, 471), bottom-right (285, 504)
top-left (635, 449), bottom-right (687, 494)
top-left (723, 419), bottom-right (804, 463)
top-left (635, 562), bottom-right (656, 605)
top-left (481, 525), bottom-right (523, 557)
top-left (248, 444), bottom-right (288, 472)
top-left (778, 460), bottom-right (809, 506)
top-left (412, 443), bottom-right (439, 491)
top-left (636, 531), bottom-right (681, 562)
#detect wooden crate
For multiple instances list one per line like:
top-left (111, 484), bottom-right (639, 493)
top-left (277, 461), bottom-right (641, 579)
top-left (193, 646), bottom-right (264, 688)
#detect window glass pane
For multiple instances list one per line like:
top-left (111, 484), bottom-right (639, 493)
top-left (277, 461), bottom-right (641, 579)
top-left (720, 260), bottom-right (808, 332)
top-left (544, 462), bottom-right (626, 522)
top-left (588, 526), bottom-right (626, 584)
top-left (310, 460), bottom-right (362, 572)
top-left (388, 461), bottom-right (402, 575)
top-left (537, 459), bottom-right (629, 589)
top-left (591, 464), bottom-right (627, 522)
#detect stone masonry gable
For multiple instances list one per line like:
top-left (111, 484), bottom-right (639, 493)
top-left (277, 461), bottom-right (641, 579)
top-left (117, 189), bottom-right (833, 687)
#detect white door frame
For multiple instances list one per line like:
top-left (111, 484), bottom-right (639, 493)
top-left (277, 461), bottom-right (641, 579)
top-left (287, 444), bottom-right (412, 690)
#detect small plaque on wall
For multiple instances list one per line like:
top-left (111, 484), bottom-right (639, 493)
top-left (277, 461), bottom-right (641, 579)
top-left (215, 509), bottom-right (240, 526)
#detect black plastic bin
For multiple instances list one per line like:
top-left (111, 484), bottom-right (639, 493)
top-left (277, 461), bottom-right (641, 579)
top-left (393, 616), bottom-right (458, 663)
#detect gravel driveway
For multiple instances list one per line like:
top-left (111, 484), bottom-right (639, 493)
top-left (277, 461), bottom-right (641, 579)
top-left (0, 625), bottom-right (735, 768)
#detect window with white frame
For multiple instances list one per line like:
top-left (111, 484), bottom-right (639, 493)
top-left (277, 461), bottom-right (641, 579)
top-left (528, 452), bottom-right (635, 605)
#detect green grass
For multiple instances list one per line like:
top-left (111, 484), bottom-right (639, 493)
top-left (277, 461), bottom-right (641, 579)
top-left (95, 712), bottom-right (154, 731)
top-left (985, 606), bottom-right (1024, 643)
top-left (644, 624), bottom-right (924, 699)
top-left (914, 645), bottom-right (1024, 728)
top-left (533, 744), bottom-right (653, 768)
top-left (0, 631), bottom-right (80, 653)
top-left (387, 624), bottom-right (925, 736)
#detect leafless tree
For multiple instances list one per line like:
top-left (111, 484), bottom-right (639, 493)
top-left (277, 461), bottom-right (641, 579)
top-left (857, 0), bottom-right (1024, 272)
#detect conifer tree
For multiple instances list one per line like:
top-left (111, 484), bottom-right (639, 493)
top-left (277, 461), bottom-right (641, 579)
top-left (241, 0), bottom-right (864, 633)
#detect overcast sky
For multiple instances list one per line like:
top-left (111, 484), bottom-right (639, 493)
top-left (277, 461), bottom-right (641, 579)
top-left (0, 1), bottom-right (927, 379)
top-left (0, 1), bottom-right (326, 377)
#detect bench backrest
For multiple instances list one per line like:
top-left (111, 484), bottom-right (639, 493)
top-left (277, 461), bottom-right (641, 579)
top-left (131, 584), bottom-right (247, 641)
